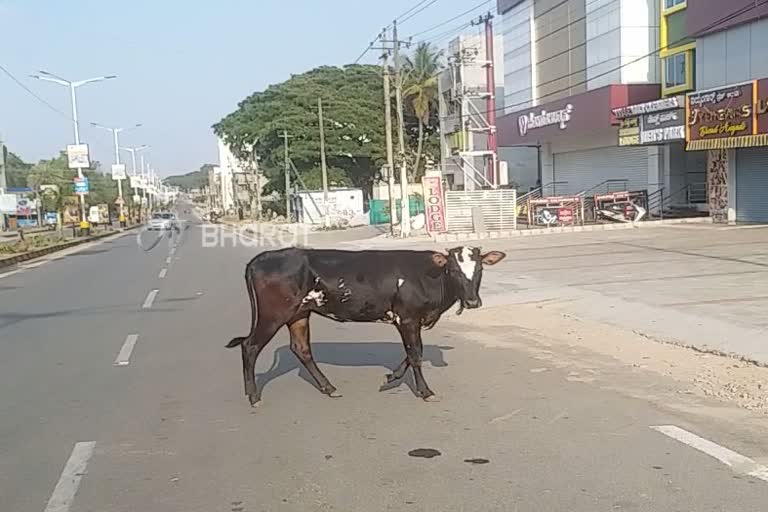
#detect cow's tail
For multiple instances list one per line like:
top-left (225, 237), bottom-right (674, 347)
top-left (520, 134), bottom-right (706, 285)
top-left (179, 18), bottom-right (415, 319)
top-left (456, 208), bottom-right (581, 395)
top-left (226, 265), bottom-right (258, 348)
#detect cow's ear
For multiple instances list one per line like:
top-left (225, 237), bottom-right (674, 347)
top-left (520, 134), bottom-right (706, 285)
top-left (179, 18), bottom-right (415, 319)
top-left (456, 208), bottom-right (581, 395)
top-left (431, 253), bottom-right (448, 267)
top-left (481, 251), bottom-right (506, 266)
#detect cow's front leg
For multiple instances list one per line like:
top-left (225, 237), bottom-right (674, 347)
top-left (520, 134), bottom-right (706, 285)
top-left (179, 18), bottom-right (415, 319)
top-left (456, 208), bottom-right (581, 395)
top-left (396, 319), bottom-right (435, 400)
top-left (288, 316), bottom-right (341, 397)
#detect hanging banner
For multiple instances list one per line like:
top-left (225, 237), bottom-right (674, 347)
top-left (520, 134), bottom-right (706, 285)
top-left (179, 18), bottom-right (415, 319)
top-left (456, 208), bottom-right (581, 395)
top-left (67, 144), bottom-right (90, 169)
top-left (421, 174), bottom-right (447, 233)
top-left (111, 164), bottom-right (127, 180)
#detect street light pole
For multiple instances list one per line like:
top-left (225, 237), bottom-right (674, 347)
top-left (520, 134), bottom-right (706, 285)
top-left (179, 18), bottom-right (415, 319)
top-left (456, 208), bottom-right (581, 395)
top-left (31, 71), bottom-right (116, 233)
top-left (119, 145), bottom-right (148, 223)
top-left (92, 123), bottom-right (141, 227)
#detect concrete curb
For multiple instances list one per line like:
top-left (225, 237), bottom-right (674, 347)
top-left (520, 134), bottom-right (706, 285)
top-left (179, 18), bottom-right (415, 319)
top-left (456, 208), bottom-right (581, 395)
top-left (0, 225), bottom-right (142, 270)
top-left (434, 217), bottom-right (713, 243)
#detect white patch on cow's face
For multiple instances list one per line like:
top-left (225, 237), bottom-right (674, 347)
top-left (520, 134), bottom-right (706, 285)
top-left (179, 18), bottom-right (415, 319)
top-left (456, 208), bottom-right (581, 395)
top-left (301, 289), bottom-right (326, 307)
top-left (397, 278), bottom-right (405, 288)
top-left (455, 247), bottom-right (477, 281)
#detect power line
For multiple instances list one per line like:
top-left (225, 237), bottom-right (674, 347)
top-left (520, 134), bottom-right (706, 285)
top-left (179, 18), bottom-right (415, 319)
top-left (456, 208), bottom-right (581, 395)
top-left (0, 63), bottom-right (70, 119)
top-left (394, 0), bottom-right (436, 22)
top-left (399, 0), bottom-right (440, 24)
top-left (410, 0), bottom-right (491, 38)
top-left (442, 0), bottom-right (768, 121)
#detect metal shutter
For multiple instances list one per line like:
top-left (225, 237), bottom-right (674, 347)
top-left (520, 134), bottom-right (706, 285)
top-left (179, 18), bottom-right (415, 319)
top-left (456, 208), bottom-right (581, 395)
top-left (736, 148), bottom-right (768, 223)
top-left (553, 146), bottom-right (649, 195)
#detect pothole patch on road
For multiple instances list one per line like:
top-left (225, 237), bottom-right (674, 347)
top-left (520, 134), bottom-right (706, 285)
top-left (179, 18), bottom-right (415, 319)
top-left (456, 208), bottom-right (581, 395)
top-left (408, 448), bottom-right (441, 458)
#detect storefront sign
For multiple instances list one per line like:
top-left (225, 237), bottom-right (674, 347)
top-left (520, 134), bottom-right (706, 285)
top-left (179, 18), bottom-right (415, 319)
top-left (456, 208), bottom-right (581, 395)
top-left (640, 110), bottom-right (685, 144)
top-left (612, 97), bottom-right (680, 119)
top-left (528, 196), bottom-right (581, 227)
top-left (421, 175), bottom-right (447, 233)
top-left (518, 104), bottom-right (573, 136)
top-left (686, 79), bottom-right (768, 150)
top-left (618, 117), bottom-right (641, 146)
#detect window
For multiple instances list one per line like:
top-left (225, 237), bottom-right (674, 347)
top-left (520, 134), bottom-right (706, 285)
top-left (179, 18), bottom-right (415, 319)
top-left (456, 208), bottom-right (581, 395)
top-left (665, 0), bottom-right (685, 9)
top-left (664, 52), bottom-right (687, 88)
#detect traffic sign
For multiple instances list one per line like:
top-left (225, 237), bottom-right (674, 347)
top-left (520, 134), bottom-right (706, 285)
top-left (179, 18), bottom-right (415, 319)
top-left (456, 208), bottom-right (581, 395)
top-left (115, 197), bottom-right (125, 205)
top-left (74, 176), bottom-right (90, 195)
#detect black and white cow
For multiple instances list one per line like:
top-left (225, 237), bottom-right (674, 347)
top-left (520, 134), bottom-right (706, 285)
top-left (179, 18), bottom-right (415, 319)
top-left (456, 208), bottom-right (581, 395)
top-left (227, 246), bottom-right (505, 406)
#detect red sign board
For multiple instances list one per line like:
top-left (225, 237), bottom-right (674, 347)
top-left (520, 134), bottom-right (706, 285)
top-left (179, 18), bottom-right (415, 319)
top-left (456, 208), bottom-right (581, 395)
top-left (422, 176), bottom-right (447, 234)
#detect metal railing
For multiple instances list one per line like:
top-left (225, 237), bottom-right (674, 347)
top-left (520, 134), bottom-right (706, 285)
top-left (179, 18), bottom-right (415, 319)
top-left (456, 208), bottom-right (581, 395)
top-left (561, 179), bottom-right (630, 224)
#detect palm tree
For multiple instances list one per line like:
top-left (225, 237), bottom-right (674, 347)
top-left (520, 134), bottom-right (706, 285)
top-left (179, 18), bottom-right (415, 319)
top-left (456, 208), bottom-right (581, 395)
top-left (403, 42), bottom-right (443, 178)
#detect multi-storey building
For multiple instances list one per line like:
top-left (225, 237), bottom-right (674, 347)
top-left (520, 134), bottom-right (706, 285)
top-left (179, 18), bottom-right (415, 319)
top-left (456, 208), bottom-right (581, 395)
top-left (438, 32), bottom-right (506, 191)
top-left (496, 0), bottom-right (679, 200)
top-left (684, 0), bottom-right (768, 223)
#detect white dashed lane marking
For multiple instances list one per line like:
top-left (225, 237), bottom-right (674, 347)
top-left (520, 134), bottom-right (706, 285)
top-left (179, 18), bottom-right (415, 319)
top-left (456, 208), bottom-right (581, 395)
top-left (142, 289), bottom-right (159, 309)
top-left (158, 268), bottom-right (167, 279)
top-left (165, 256), bottom-right (172, 264)
top-left (114, 334), bottom-right (139, 366)
top-left (651, 425), bottom-right (768, 482)
top-left (44, 441), bottom-right (96, 512)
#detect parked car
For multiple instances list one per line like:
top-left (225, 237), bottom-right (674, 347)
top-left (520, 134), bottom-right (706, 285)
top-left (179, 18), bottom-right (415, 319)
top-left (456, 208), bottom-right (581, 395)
top-left (148, 212), bottom-right (177, 231)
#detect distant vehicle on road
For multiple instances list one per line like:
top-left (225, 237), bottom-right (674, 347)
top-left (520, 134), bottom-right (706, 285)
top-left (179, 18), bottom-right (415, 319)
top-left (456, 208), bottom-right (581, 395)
top-left (148, 211), bottom-right (178, 231)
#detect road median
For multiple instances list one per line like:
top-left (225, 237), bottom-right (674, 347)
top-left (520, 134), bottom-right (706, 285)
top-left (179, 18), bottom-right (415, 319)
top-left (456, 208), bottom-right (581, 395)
top-left (0, 224), bottom-right (142, 270)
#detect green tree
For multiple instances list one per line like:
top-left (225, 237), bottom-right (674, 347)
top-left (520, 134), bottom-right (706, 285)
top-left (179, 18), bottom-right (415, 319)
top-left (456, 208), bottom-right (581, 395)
top-left (213, 65), bottom-right (386, 199)
top-left (403, 42), bottom-right (443, 178)
top-left (4, 150), bottom-right (33, 188)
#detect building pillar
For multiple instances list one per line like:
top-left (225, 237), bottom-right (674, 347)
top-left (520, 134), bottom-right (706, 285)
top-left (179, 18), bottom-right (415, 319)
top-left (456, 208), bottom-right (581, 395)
top-left (726, 149), bottom-right (737, 224)
top-left (706, 149), bottom-right (731, 224)
top-left (540, 142), bottom-right (555, 193)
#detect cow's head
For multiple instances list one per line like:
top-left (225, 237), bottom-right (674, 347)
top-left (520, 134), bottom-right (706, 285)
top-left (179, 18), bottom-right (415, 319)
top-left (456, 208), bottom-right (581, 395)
top-left (432, 246), bottom-right (506, 311)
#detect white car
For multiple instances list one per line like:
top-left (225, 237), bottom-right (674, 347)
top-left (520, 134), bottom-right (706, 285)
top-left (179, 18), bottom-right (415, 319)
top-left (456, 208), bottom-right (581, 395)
top-left (148, 212), bottom-right (177, 231)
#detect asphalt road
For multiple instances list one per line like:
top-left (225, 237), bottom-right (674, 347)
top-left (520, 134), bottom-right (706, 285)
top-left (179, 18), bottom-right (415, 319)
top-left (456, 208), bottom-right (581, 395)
top-left (2, 209), bottom-right (768, 512)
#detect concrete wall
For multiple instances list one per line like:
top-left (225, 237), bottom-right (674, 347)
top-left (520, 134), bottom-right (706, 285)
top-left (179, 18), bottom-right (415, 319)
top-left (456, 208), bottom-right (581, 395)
top-left (696, 17), bottom-right (768, 89)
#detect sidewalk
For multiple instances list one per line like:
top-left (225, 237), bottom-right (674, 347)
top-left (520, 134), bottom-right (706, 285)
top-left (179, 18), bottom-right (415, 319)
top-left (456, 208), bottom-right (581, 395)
top-left (337, 224), bottom-right (768, 365)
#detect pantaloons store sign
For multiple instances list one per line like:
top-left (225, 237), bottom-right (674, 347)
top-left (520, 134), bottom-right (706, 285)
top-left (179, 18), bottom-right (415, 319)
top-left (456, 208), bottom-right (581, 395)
top-left (686, 78), bottom-right (768, 150)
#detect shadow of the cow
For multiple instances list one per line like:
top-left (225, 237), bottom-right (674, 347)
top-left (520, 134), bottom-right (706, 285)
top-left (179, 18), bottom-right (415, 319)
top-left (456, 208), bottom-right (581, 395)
top-left (256, 342), bottom-right (453, 398)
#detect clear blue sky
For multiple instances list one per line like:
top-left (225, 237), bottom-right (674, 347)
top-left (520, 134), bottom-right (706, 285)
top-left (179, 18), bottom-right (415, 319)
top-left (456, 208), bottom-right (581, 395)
top-left (1, 0), bottom-right (490, 176)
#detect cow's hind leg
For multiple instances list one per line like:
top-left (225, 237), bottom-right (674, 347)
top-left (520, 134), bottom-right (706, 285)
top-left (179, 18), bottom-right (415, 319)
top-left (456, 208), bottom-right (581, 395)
top-left (288, 315), bottom-right (340, 397)
top-left (396, 320), bottom-right (435, 400)
top-left (242, 320), bottom-right (283, 406)
top-left (383, 358), bottom-right (410, 386)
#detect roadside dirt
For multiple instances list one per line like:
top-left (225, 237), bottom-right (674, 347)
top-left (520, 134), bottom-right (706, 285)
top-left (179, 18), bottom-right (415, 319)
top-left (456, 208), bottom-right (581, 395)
top-left (445, 302), bottom-right (768, 416)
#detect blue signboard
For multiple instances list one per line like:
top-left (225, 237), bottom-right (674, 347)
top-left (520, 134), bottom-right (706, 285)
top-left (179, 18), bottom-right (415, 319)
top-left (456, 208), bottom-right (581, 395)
top-left (74, 176), bottom-right (90, 194)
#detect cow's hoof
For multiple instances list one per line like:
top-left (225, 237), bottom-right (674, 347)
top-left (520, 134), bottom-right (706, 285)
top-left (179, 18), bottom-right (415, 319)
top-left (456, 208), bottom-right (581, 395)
top-left (248, 395), bottom-right (261, 407)
top-left (422, 393), bottom-right (440, 402)
top-left (327, 391), bottom-right (343, 398)
top-left (383, 374), bottom-right (397, 386)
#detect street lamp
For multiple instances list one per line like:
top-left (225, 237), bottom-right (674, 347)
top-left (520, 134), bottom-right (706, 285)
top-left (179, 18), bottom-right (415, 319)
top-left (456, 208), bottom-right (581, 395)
top-left (31, 70), bottom-right (117, 231)
top-left (120, 145), bottom-right (149, 222)
top-left (91, 122), bottom-right (141, 226)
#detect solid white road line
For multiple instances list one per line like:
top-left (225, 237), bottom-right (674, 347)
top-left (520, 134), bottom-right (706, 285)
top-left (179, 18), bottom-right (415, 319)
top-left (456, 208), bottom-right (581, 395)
top-left (114, 334), bottom-right (139, 366)
top-left (158, 268), bottom-right (167, 279)
top-left (142, 289), bottom-right (159, 309)
top-left (651, 425), bottom-right (768, 482)
top-left (0, 269), bottom-right (21, 279)
top-left (22, 260), bottom-right (48, 269)
top-left (44, 441), bottom-right (96, 512)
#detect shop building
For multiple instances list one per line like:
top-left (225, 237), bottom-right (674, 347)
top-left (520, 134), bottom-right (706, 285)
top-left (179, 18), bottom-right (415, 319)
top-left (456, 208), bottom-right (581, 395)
top-left (686, 0), bottom-right (768, 223)
top-left (497, 0), bottom-right (664, 196)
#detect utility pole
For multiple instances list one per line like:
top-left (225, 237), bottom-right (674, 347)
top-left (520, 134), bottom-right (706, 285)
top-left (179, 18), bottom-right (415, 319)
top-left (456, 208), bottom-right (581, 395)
top-left (0, 137), bottom-right (6, 231)
top-left (472, 12), bottom-right (499, 186)
top-left (392, 19), bottom-right (411, 237)
top-left (281, 130), bottom-right (292, 221)
top-left (248, 142), bottom-right (262, 222)
top-left (379, 30), bottom-right (397, 235)
top-left (317, 98), bottom-right (330, 228)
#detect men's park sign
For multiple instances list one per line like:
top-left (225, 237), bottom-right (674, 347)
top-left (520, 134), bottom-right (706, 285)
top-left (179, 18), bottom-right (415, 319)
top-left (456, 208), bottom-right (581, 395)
top-left (686, 78), bottom-right (768, 150)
